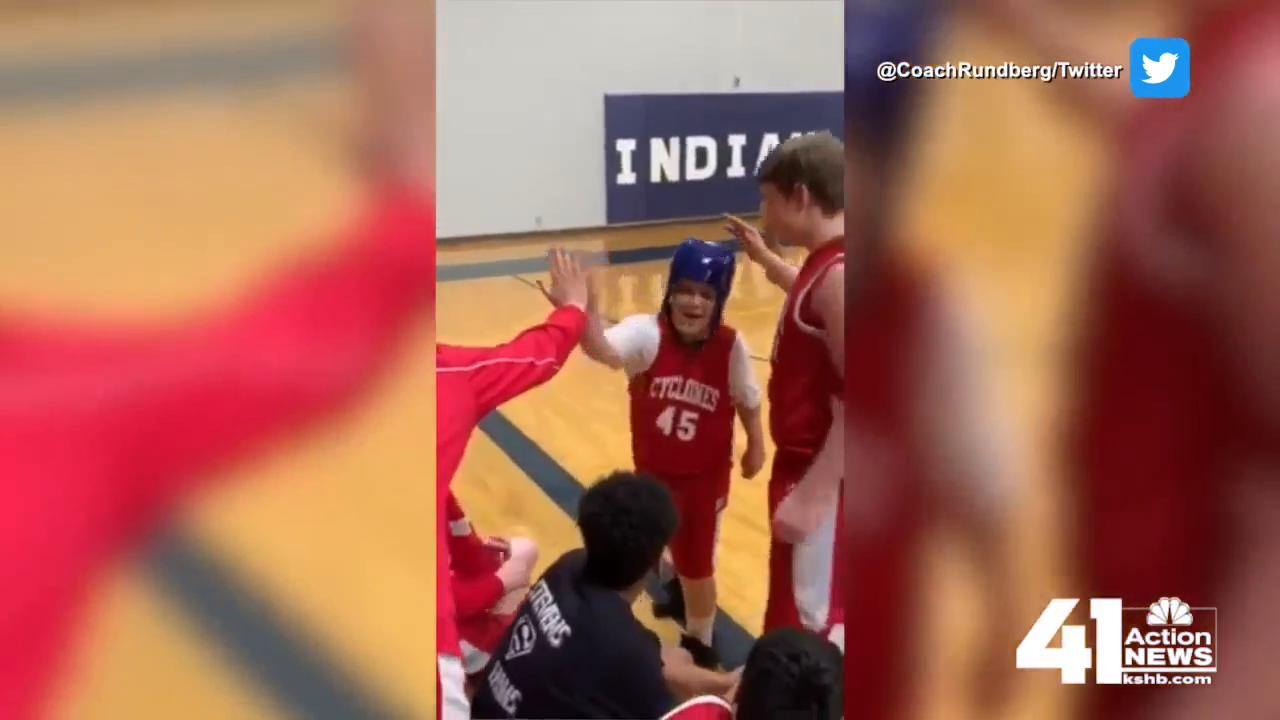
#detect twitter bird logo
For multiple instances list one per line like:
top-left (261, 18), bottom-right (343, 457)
top-left (1131, 38), bottom-right (1191, 98)
top-left (1142, 52), bottom-right (1179, 84)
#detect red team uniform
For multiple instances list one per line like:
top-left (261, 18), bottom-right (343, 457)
top-left (629, 319), bottom-right (740, 580)
top-left (435, 304), bottom-right (586, 719)
top-left (765, 237), bottom-right (845, 645)
top-left (606, 239), bottom-right (758, 589)
top-left (444, 494), bottom-right (516, 677)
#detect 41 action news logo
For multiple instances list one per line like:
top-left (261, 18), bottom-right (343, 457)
top-left (1017, 596), bottom-right (1217, 685)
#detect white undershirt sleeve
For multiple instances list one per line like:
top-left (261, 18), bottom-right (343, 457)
top-left (728, 333), bottom-right (762, 409)
top-left (602, 314), bottom-right (661, 379)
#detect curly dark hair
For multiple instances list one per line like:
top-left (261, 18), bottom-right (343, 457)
top-left (735, 628), bottom-right (844, 720)
top-left (577, 471), bottom-right (678, 590)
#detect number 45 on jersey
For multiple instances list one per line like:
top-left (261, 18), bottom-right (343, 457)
top-left (656, 405), bottom-right (699, 441)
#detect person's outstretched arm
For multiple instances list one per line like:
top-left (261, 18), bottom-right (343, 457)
top-left (724, 215), bottom-right (798, 290)
top-left (0, 182), bottom-right (433, 720)
top-left (438, 249), bottom-right (590, 419)
top-left (103, 189), bottom-right (430, 520)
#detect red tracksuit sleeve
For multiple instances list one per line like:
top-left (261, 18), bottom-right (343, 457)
top-left (445, 494), bottom-right (505, 619)
top-left (11, 190), bottom-right (434, 529)
top-left (0, 190), bottom-right (433, 720)
top-left (453, 573), bottom-right (505, 621)
top-left (124, 192), bottom-right (433, 508)
top-left (441, 305), bottom-right (586, 419)
top-left (445, 493), bottom-right (500, 574)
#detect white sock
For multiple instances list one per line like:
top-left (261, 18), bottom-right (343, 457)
top-left (686, 613), bottom-right (715, 646)
top-left (658, 555), bottom-right (676, 584)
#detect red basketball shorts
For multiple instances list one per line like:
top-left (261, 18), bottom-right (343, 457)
top-left (458, 611), bottom-right (517, 677)
top-left (763, 450), bottom-right (844, 651)
top-left (641, 466), bottom-right (731, 581)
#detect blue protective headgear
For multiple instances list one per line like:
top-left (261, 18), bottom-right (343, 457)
top-left (663, 238), bottom-right (736, 333)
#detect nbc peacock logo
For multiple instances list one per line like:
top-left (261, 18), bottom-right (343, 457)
top-left (1121, 596), bottom-right (1217, 680)
top-left (1145, 597), bottom-right (1193, 626)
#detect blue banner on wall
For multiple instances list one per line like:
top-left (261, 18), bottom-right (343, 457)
top-left (604, 92), bottom-right (842, 225)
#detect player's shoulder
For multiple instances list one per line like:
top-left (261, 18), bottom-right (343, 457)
top-left (794, 246), bottom-right (844, 293)
top-left (618, 313), bottom-right (664, 350)
top-left (614, 313), bottom-right (663, 340)
top-left (660, 695), bottom-right (733, 720)
top-left (618, 312), bottom-right (661, 327)
top-left (812, 249), bottom-right (845, 283)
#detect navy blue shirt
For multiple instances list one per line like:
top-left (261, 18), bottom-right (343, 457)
top-left (470, 550), bottom-right (676, 719)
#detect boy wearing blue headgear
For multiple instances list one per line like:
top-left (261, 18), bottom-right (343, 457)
top-left (579, 238), bottom-right (766, 669)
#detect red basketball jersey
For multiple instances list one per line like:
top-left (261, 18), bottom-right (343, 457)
top-left (630, 318), bottom-right (737, 478)
top-left (768, 238), bottom-right (845, 461)
top-left (660, 696), bottom-right (733, 720)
